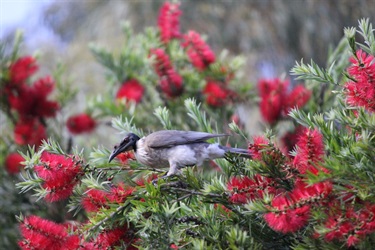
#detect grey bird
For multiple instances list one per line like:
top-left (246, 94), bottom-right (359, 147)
top-left (108, 130), bottom-right (251, 177)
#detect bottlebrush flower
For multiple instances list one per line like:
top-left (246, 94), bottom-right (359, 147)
top-left (258, 78), bottom-right (311, 124)
top-left (88, 225), bottom-right (137, 250)
top-left (66, 113), bottom-right (96, 134)
top-left (158, 2), bottom-right (182, 43)
top-left (150, 48), bottom-right (183, 98)
top-left (258, 78), bottom-right (288, 124)
top-left (285, 85), bottom-right (311, 112)
top-left (82, 189), bottom-right (109, 212)
top-left (115, 151), bottom-right (135, 165)
top-left (182, 30), bottom-right (216, 70)
top-left (264, 202), bottom-right (310, 234)
top-left (9, 56), bottom-right (38, 85)
top-left (14, 118), bottom-right (46, 146)
top-left (248, 136), bottom-right (269, 161)
top-left (34, 152), bottom-right (83, 202)
top-left (227, 175), bottom-right (276, 204)
top-left (4, 152), bottom-right (25, 174)
top-left (18, 215), bottom-right (80, 250)
top-left (8, 76), bottom-right (59, 119)
top-left (203, 81), bottom-right (231, 107)
top-left (344, 50), bottom-right (375, 112)
top-left (116, 79), bottom-right (145, 103)
top-left (109, 183), bottom-right (135, 204)
top-left (293, 128), bottom-right (327, 175)
top-left (281, 126), bottom-right (305, 154)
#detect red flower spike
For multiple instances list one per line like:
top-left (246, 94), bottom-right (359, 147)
top-left (82, 189), bottom-right (109, 212)
top-left (264, 194), bottom-right (310, 234)
top-left (18, 215), bottom-right (79, 250)
top-left (4, 152), bottom-right (25, 174)
top-left (293, 128), bottom-right (327, 175)
top-left (34, 152), bottom-right (83, 202)
top-left (258, 78), bottom-right (288, 124)
top-left (203, 81), bottom-right (230, 107)
top-left (116, 79), bottom-right (145, 103)
top-left (150, 48), bottom-right (183, 98)
top-left (281, 126), bottom-right (305, 154)
top-left (66, 113), bottom-right (96, 135)
top-left (182, 30), bottom-right (216, 70)
top-left (158, 2), bottom-right (182, 43)
top-left (9, 56), bottom-right (38, 85)
top-left (285, 85), bottom-right (311, 113)
top-left (227, 175), bottom-right (277, 204)
top-left (14, 118), bottom-right (47, 146)
top-left (109, 183), bottom-right (135, 204)
top-left (344, 50), bottom-right (375, 112)
top-left (248, 136), bottom-right (269, 161)
top-left (92, 225), bottom-right (137, 250)
top-left (115, 151), bottom-right (135, 164)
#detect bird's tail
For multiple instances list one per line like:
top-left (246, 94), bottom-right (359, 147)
top-left (224, 147), bottom-right (252, 159)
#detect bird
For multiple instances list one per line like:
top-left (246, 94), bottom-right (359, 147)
top-left (108, 130), bottom-right (251, 178)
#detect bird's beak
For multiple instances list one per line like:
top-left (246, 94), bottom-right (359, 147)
top-left (108, 141), bottom-right (132, 163)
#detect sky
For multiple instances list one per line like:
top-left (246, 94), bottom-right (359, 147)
top-left (0, 0), bottom-right (49, 39)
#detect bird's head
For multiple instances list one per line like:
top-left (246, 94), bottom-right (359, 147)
top-left (108, 133), bottom-right (140, 162)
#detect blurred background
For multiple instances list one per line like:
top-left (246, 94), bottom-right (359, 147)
top-left (2, 0), bottom-right (374, 92)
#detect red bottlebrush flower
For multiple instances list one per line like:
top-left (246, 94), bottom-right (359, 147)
top-left (135, 173), bottom-right (159, 186)
top-left (258, 78), bottom-right (288, 124)
top-left (66, 113), bottom-right (96, 135)
top-left (345, 50), bottom-right (375, 111)
top-left (92, 225), bottom-right (137, 250)
top-left (158, 2), bottom-right (182, 43)
top-left (281, 126), bottom-right (305, 154)
top-left (150, 48), bottom-right (183, 98)
top-left (116, 79), bottom-right (145, 103)
top-left (182, 30), bottom-right (216, 70)
top-left (82, 189), bottom-right (109, 212)
top-left (14, 118), bottom-right (46, 146)
top-left (18, 215), bottom-right (79, 250)
top-left (9, 56), bottom-right (38, 85)
top-left (4, 152), bottom-right (25, 174)
top-left (115, 151), bottom-right (135, 165)
top-left (227, 175), bottom-right (276, 204)
top-left (285, 85), bottom-right (311, 112)
top-left (248, 136), bottom-right (269, 161)
top-left (203, 81), bottom-right (235, 107)
top-left (8, 76), bottom-right (59, 118)
top-left (34, 152), bottom-right (83, 202)
top-left (293, 128), bottom-right (326, 175)
top-left (264, 204), bottom-right (310, 234)
top-left (109, 183), bottom-right (135, 204)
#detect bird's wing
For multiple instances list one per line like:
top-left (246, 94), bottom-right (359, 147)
top-left (146, 130), bottom-right (228, 148)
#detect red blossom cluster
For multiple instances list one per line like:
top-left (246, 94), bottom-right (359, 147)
top-left (4, 152), bottom-right (25, 174)
top-left (227, 174), bottom-right (278, 204)
top-left (66, 113), bottom-right (96, 135)
top-left (258, 78), bottom-right (311, 124)
top-left (181, 30), bottom-right (216, 71)
top-left (34, 152), bottom-right (84, 202)
top-left (293, 128), bottom-right (328, 175)
top-left (264, 181), bottom-right (332, 233)
top-left (321, 203), bottom-right (375, 247)
top-left (19, 215), bottom-right (138, 250)
top-left (203, 80), bottom-right (237, 107)
top-left (2, 56), bottom-right (60, 146)
top-left (116, 79), bottom-right (145, 104)
top-left (150, 48), bottom-right (183, 98)
top-left (157, 2), bottom-right (182, 43)
top-left (82, 183), bottom-right (135, 213)
top-left (344, 50), bottom-right (375, 111)
top-left (19, 215), bottom-right (80, 250)
top-left (82, 225), bottom-right (137, 250)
